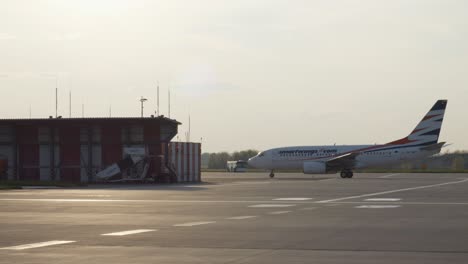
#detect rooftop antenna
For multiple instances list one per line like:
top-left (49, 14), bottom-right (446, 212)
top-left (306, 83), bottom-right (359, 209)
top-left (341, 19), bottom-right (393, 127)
top-left (69, 90), bottom-right (72, 118)
top-left (140, 96), bottom-right (148, 118)
top-left (29, 104), bottom-right (32, 119)
top-left (156, 81), bottom-right (160, 116)
top-left (188, 114), bottom-right (191, 142)
top-left (82, 102), bottom-right (84, 118)
top-left (109, 105), bottom-right (112, 117)
top-left (55, 76), bottom-right (58, 118)
top-left (168, 89), bottom-right (171, 118)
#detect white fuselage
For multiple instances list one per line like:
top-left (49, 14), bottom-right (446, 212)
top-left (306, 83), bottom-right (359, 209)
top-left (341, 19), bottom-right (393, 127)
top-left (248, 144), bottom-right (439, 172)
top-left (248, 100), bottom-right (447, 175)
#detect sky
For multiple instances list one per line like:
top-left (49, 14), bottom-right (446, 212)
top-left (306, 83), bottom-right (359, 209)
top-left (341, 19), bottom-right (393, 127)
top-left (0, 0), bottom-right (467, 153)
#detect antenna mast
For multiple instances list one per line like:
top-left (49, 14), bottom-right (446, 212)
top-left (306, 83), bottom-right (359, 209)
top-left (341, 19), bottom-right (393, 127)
top-left (140, 96), bottom-right (148, 118)
top-left (69, 90), bottom-right (72, 118)
top-left (157, 81), bottom-right (160, 116)
top-left (168, 89), bottom-right (171, 118)
top-left (55, 77), bottom-right (58, 118)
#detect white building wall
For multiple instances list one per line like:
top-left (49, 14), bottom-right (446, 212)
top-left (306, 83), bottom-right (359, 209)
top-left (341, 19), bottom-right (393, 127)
top-left (168, 142), bottom-right (201, 183)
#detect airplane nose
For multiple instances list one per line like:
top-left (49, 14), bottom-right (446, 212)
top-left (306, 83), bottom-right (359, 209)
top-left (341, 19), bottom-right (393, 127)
top-left (247, 157), bottom-right (257, 168)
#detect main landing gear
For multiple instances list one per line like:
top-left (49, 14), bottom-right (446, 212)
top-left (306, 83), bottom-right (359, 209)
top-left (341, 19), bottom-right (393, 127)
top-left (340, 169), bottom-right (354, 179)
top-left (269, 170), bottom-right (275, 178)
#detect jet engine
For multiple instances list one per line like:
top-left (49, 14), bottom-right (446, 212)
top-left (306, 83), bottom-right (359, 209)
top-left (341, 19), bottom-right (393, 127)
top-left (303, 161), bottom-right (326, 174)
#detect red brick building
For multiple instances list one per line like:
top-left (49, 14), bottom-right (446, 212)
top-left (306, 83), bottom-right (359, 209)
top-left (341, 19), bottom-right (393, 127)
top-left (0, 117), bottom-right (180, 182)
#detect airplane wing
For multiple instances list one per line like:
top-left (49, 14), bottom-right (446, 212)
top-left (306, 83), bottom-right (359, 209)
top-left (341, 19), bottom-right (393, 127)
top-left (325, 152), bottom-right (360, 171)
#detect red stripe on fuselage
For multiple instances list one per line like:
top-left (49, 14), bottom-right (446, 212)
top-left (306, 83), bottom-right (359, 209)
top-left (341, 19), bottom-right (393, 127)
top-left (386, 137), bottom-right (417, 145)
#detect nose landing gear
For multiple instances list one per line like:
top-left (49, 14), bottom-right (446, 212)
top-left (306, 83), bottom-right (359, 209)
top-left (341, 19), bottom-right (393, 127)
top-left (340, 169), bottom-right (354, 178)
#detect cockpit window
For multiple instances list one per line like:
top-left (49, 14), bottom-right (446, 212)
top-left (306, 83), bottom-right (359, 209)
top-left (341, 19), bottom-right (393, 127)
top-left (258, 152), bottom-right (265, 157)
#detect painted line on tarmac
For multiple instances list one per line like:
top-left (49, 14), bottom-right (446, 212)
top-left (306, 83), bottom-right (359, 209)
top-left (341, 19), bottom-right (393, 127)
top-left (365, 198), bottom-right (401, 202)
top-left (355, 205), bottom-right (401, 209)
top-left (0, 240), bottom-right (75, 250)
top-left (325, 204), bottom-right (341, 207)
top-left (268, 211), bottom-right (292, 215)
top-left (173, 221), bottom-right (216, 227)
top-left (21, 186), bottom-right (61, 189)
top-left (226, 216), bottom-right (258, 220)
top-left (0, 198), bottom-right (313, 204)
top-left (273, 198), bottom-right (313, 201)
top-left (300, 207), bottom-right (318, 210)
top-left (101, 229), bottom-right (156, 236)
top-left (248, 204), bottom-right (296, 208)
top-left (379, 173), bottom-right (401, 178)
top-left (317, 178), bottom-right (468, 203)
top-left (231, 181), bottom-right (272, 185)
top-left (0, 199), bottom-right (137, 202)
top-left (326, 201), bottom-right (468, 206)
top-left (81, 195), bottom-right (112, 197)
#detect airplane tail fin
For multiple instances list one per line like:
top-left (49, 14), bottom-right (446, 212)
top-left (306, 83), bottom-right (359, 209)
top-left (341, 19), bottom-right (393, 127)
top-left (386, 100), bottom-right (447, 147)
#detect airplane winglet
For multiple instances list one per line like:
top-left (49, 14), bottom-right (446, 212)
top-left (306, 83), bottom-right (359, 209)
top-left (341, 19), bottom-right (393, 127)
top-left (420, 142), bottom-right (446, 151)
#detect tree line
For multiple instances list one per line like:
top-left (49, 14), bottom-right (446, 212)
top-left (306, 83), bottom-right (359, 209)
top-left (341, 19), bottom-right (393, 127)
top-left (202, 150), bottom-right (258, 169)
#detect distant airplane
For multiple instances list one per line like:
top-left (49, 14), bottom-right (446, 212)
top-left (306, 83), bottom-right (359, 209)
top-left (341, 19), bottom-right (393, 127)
top-left (248, 100), bottom-right (448, 178)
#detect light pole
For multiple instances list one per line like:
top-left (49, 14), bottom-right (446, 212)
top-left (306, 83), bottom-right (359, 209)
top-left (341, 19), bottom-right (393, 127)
top-left (140, 96), bottom-right (148, 117)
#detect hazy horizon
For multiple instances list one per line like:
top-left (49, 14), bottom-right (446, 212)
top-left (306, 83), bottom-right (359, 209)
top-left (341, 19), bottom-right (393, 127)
top-left (1, 0), bottom-right (467, 152)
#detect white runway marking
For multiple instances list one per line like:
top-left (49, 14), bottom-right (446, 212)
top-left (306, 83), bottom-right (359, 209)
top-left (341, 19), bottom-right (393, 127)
top-left (300, 207), bottom-right (317, 210)
top-left (355, 205), bottom-right (401, 209)
top-left (0, 199), bottom-right (134, 202)
top-left (226, 216), bottom-right (258, 220)
top-left (82, 195), bottom-right (112, 197)
top-left (379, 173), bottom-right (401, 178)
top-left (248, 204), bottom-right (296, 208)
top-left (0, 240), bottom-right (75, 250)
top-left (268, 211), bottom-right (292, 215)
top-left (327, 201), bottom-right (468, 206)
top-left (0, 198), bottom-right (311, 204)
top-left (317, 178), bottom-right (468, 203)
top-left (21, 186), bottom-right (61, 189)
top-left (232, 181), bottom-right (272, 185)
top-left (365, 198), bottom-right (401, 202)
top-left (325, 204), bottom-right (341, 207)
top-left (273, 198), bottom-right (313, 201)
top-left (101, 229), bottom-right (156, 236)
top-left (173, 221), bottom-right (216, 227)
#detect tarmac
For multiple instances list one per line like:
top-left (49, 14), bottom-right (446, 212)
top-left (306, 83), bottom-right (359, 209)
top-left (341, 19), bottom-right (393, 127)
top-left (1, 172), bottom-right (468, 263)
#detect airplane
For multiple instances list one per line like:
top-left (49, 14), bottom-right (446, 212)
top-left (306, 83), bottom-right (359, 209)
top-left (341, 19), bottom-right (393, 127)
top-left (247, 100), bottom-right (448, 178)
